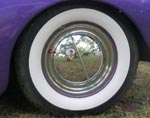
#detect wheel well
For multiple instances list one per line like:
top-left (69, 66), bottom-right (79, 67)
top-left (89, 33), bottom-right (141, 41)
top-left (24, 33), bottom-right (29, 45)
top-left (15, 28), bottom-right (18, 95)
top-left (8, 0), bottom-right (142, 114)
top-left (8, 0), bottom-right (146, 103)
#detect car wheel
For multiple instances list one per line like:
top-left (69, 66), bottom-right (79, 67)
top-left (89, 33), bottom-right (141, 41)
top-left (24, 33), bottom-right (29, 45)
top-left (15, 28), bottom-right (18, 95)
top-left (14, 4), bottom-right (138, 115)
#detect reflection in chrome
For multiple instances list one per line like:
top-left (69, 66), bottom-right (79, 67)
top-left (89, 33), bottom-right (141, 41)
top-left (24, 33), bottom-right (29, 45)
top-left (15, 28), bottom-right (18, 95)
top-left (53, 32), bottom-right (103, 82)
top-left (43, 22), bottom-right (117, 97)
top-left (70, 36), bottom-right (90, 80)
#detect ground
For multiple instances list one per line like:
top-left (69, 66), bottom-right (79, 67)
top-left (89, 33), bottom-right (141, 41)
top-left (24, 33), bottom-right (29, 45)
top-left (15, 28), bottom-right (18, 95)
top-left (0, 61), bottom-right (150, 118)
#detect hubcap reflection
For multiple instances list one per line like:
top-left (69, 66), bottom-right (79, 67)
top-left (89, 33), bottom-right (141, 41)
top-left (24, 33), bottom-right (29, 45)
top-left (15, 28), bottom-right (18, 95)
top-left (42, 22), bottom-right (117, 97)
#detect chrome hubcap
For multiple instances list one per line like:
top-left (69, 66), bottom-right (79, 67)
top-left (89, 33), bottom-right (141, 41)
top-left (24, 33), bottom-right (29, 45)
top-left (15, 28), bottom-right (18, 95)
top-left (42, 22), bottom-right (117, 97)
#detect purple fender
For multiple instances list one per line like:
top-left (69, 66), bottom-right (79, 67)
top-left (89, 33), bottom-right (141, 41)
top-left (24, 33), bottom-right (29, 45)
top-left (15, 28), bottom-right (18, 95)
top-left (0, 0), bottom-right (150, 95)
top-left (0, 0), bottom-right (61, 95)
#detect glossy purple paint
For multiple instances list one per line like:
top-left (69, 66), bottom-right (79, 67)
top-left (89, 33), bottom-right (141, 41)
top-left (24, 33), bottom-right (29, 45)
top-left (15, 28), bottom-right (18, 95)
top-left (0, 0), bottom-right (150, 95)
top-left (0, 0), bottom-right (61, 95)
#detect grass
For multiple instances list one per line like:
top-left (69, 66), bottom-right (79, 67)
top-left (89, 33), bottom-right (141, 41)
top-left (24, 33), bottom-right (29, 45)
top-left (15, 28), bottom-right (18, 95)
top-left (0, 61), bottom-right (150, 118)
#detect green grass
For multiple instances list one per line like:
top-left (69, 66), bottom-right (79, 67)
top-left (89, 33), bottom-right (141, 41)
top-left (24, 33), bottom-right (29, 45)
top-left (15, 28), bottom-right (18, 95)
top-left (0, 62), bottom-right (150, 118)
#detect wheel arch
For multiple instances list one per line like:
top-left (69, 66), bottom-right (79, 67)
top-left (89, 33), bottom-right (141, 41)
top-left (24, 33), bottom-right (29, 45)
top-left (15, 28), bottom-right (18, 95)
top-left (9, 0), bottom-right (146, 92)
top-left (9, 1), bottom-right (139, 114)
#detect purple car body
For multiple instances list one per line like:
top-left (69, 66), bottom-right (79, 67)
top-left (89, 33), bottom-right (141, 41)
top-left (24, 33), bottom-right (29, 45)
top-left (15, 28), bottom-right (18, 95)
top-left (0, 0), bottom-right (150, 96)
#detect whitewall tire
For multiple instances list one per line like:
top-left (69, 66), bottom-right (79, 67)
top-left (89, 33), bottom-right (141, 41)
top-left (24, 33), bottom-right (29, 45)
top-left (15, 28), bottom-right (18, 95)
top-left (14, 3), bottom-right (138, 115)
